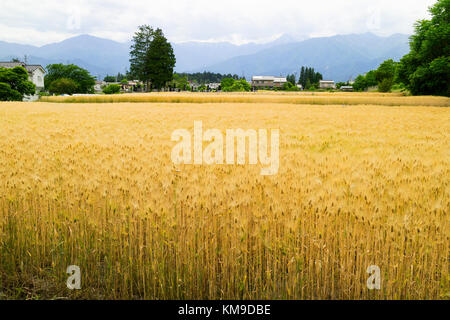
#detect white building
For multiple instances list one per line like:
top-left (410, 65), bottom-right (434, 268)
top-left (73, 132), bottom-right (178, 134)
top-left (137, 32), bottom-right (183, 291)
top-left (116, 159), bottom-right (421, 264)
top-left (340, 86), bottom-right (354, 92)
top-left (0, 61), bottom-right (46, 100)
top-left (319, 80), bottom-right (336, 89)
top-left (251, 76), bottom-right (287, 88)
top-left (207, 83), bottom-right (221, 90)
top-left (94, 80), bottom-right (107, 93)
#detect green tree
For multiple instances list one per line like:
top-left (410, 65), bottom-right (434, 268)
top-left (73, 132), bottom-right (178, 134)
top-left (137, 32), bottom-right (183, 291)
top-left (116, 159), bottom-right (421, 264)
top-left (220, 77), bottom-right (235, 91)
top-left (365, 70), bottom-right (378, 87)
top-left (352, 75), bottom-right (367, 92)
top-left (45, 64), bottom-right (95, 93)
top-left (305, 79), bottom-right (311, 90)
top-left (0, 66), bottom-right (35, 101)
top-left (378, 78), bottom-right (394, 93)
top-left (147, 29), bottom-right (176, 90)
top-left (374, 59), bottom-right (397, 92)
top-left (352, 69), bottom-right (379, 92)
top-left (174, 72), bottom-right (241, 84)
top-left (104, 75), bottom-right (116, 82)
top-left (287, 74), bottom-right (296, 86)
top-left (397, 0), bottom-right (450, 96)
top-left (130, 25), bottom-right (155, 91)
top-left (48, 78), bottom-right (78, 95)
top-left (375, 59), bottom-right (397, 83)
top-left (220, 78), bottom-right (250, 92)
top-left (175, 76), bottom-right (189, 91)
top-left (336, 82), bottom-right (349, 89)
top-left (117, 73), bottom-right (127, 82)
top-left (234, 79), bottom-right (251, 91)
top-left (130, 25), bottom-right (176, 91)
top-left (314, 71), bottom-right (323, 84)
top-left (299, 67), bottom-right (305, 86)
top-left (298, 66), bottom-right (322, 89)
top-left (103, 84), bottom-right (121, 94)
top-left (282, 81), bottom-right (299, 91)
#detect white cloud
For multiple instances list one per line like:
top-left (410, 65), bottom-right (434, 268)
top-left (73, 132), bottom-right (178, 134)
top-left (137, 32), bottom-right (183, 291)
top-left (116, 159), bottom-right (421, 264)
top-left (0, 0), bottom-right (436, 46)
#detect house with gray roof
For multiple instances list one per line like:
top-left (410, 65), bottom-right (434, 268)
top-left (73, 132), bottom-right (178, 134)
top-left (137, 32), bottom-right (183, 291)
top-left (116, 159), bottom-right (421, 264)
top-left (251, 76), bottom-right (287, 89)
top-left (0, 61), bottom-right (46, 100)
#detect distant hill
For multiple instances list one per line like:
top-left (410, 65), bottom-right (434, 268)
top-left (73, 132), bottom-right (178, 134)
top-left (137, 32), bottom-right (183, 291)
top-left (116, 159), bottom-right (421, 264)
top-left (0, 35), bottom-right (130, 79)
top-left (173, 34), bottom-right (297, 72)
top-left (0, 34), bottom-right (296, 79)
top-left (202, 33), bottom-right (411, 82)
top-left (0, 33), bottom-right (410, 81)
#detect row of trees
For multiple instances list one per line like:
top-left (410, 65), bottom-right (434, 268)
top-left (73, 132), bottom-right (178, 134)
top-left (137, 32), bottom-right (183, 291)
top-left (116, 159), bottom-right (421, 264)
top-left (44, 64), bottom-right (96, 95)
top-left (220, 78), bottom-right (251, 92)
top-left (353, 59), bottom-right (397, 92)
top-left (298, 67), bottom-right (323, 89)
top-left (6, 1), bottom-right (447, 98)
top-left (354, 0), bottom-right (449, 96)
top-left (169, 72), bottom-right (246, 91)
top-left (284, 67), bottom-right (324, 90)
top-left (175, 72), bottom-right (242, 84)
top-left (104, 73), bottom-right (128, 83)
top-left (0, 63), bottom-right (97, 99)
top-left (396, 0), bottom-right (449, 96)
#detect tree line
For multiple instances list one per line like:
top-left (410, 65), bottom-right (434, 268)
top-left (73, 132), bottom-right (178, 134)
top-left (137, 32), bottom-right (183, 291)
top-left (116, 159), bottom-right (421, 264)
top-left (353, 0), bottom-right (449, 96)
top-left (284, 67), bottom-right (323, 91)
top-left (2, 0), bottom-right (447, 99)
top-left (175, 72), bottom-right (242, 84)
top-left (298, 67), bottom-right (323, 89)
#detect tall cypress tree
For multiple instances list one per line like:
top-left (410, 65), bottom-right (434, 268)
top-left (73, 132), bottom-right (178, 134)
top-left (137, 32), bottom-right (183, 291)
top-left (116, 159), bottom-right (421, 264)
top-left (299, 67), bottom-right (305, 87)
top-left (297, 66), bottom-right (323, 89)
top-left (130, 25), bottom-right (155, 91)
top-left (130, 25), bottom-right (176, 91)
top-left (146, 28), bottom-right (176, 90)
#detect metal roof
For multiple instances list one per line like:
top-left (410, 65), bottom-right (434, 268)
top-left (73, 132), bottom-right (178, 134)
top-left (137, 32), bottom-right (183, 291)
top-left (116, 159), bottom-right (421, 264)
top-left (273, 77), bottom-right (287, 83)
top-left (252, 76), bottom-right (275, 81)
top-left (252, 76), bottom-right (287, 82)
top-left (0, 62), bottom-right (45, 74)
top-left (0, 62), bottom-right (25, 68)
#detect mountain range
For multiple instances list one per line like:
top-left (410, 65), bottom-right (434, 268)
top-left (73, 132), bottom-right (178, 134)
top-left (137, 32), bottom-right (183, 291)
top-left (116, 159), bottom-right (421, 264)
top-left (0, 33), bottom-right (410, 82)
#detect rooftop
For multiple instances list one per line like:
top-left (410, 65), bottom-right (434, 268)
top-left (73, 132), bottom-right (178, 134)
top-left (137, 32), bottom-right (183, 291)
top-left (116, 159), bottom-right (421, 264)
top-left (252, 76), bottom-right (287, 82)
top-left (273, 77), bottom-right (287, 83)
top-left (252, 76), bottom-right (276, 81)
top-left (0, 61), bottom-right (45, 73)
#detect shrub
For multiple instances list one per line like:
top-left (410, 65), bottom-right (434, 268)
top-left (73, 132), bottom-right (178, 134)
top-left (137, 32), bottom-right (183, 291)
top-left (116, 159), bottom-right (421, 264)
top-left (103, 84), bottom-right (121, 94)
top-left (48, 78), bottom-right (78, 95)
top-left (378, 78), bottom-right (394, 93)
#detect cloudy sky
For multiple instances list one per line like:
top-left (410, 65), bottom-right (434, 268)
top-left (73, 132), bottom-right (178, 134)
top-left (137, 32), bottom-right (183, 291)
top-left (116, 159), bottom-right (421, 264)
top-left (0, 0), bottom-right (436, 46)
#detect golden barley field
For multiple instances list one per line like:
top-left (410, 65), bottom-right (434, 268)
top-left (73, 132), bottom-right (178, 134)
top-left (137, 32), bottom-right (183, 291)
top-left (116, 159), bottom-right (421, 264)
top-left (0, 93), bottom-right (449, 300)
top-left (40, 91), bottom-right (450, 107)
